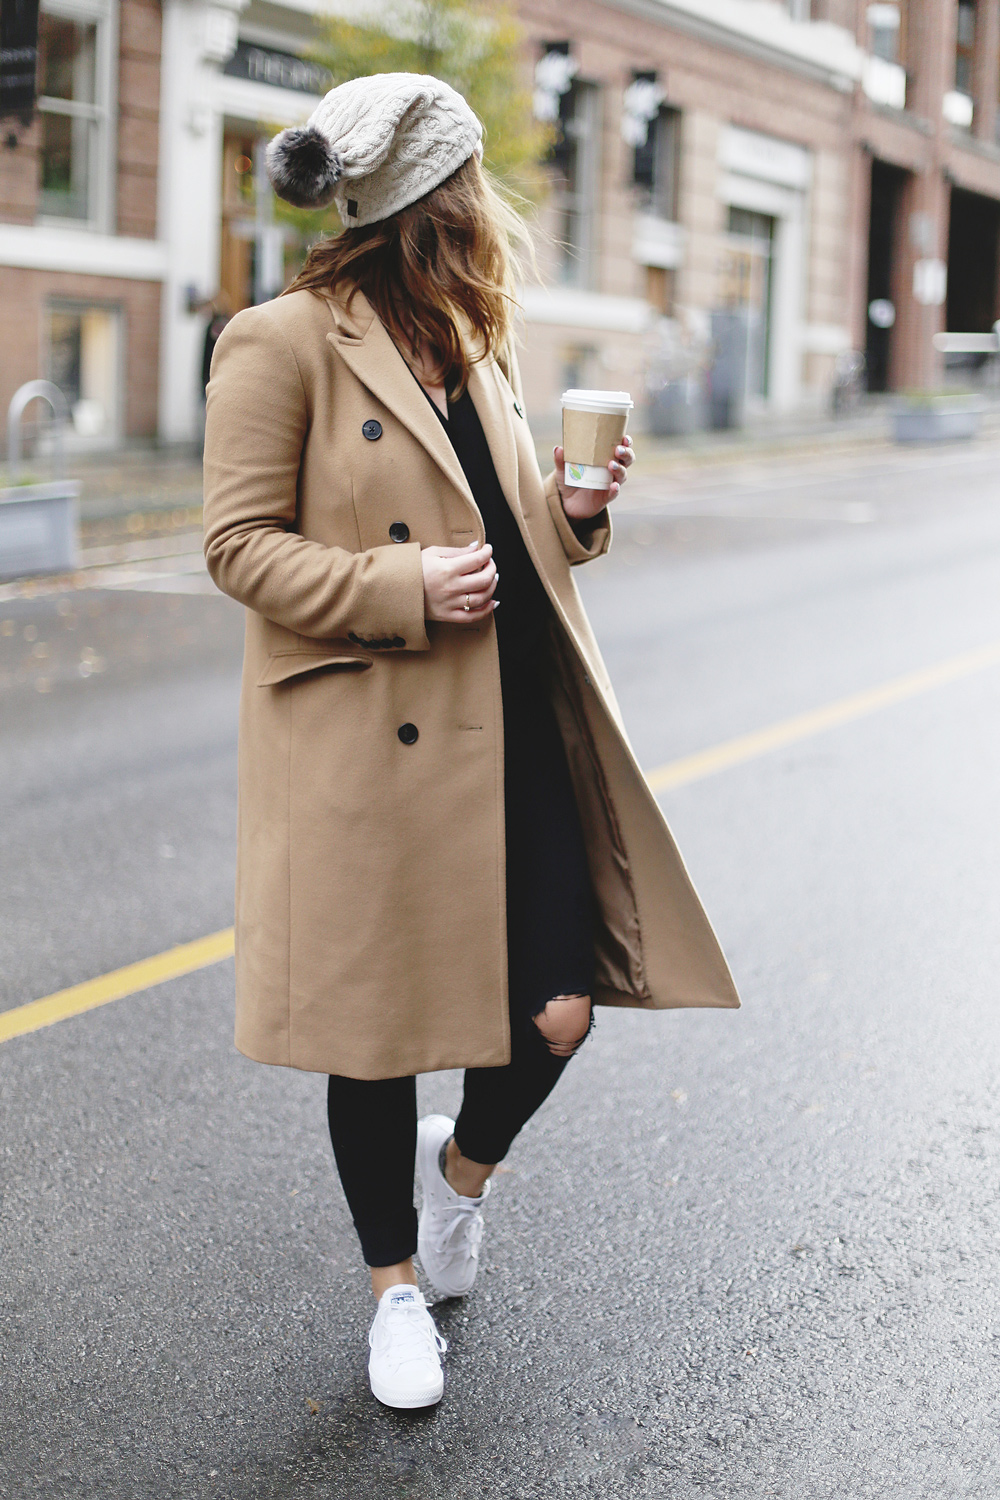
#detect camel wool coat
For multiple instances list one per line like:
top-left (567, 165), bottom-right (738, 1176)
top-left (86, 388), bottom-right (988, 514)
top-left (203, 287), bottom-right (739, 1080)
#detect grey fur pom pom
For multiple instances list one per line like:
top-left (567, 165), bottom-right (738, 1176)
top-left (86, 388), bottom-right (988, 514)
top-left (265, 127), bottom-right (342, 209)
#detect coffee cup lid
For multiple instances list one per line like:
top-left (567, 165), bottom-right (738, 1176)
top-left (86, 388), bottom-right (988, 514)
top-left (560, 388), bottom-right (633, 413)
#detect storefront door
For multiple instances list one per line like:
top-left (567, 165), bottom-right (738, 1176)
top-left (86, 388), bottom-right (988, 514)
top-left (721, 207), bottom-right (775, 401)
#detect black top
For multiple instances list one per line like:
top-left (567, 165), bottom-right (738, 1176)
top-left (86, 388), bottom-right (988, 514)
top-left (421, 382), bottom-right (551, 670)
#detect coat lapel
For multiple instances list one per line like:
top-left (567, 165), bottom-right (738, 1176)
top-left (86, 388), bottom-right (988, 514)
top-left (325, 292), bottom-right (477, 518)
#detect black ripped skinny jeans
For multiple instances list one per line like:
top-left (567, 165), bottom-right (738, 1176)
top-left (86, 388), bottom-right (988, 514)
top-left (327, 663), bottom-right (595, 1268)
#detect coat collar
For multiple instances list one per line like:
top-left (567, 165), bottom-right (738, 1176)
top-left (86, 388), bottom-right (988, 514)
top-left (323, 289), bottom-right (521, 530)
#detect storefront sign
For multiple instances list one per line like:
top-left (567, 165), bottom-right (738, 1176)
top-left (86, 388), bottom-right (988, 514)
top-left (0, 0), bottom-right (40, 122)
top-left (718, 125), bottom-right (810, 192)
top-left (223, 42), bottom-right (332, 97)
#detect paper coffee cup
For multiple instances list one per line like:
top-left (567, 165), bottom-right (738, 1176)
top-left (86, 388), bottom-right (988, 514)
top-left (560, 389), bottom-right (633, 490)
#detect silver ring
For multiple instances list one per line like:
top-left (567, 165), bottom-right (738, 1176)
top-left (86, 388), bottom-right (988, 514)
top-left (464, 594), bottom-right (471, 612)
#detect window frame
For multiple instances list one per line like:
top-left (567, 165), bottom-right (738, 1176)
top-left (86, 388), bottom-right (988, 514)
top-left (36, 0), bottom-right (118, 233)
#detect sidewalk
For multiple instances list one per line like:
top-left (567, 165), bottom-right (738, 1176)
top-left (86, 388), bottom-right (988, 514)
top-left (34, 394), bottom-right (1000, 542)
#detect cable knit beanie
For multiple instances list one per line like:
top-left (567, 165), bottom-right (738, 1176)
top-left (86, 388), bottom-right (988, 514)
top-left (266, 72), bottom-right (484, 226)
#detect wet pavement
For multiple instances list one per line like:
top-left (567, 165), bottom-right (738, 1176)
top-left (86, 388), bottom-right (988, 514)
top-left (2, 438), bottom-right (1000, 1498)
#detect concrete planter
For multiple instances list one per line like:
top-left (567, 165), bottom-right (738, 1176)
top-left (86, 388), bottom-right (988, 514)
top-left (891, 397), bottom-right (985, 444)
top-left (0, 481), bottom-right (81, 581)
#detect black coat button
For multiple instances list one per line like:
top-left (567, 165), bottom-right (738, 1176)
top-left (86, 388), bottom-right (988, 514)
top-left (388, 522), bottom-right (409, 543)
top-left (397, 723), bottom-right (418, 745)
top-left (362, 419), bottom-right (382, 440)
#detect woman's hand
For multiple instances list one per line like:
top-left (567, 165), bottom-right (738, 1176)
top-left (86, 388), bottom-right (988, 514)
top-left (553, 435), bottom-right (636, 521)
top-left (421, 541), bottom-right (498, 624)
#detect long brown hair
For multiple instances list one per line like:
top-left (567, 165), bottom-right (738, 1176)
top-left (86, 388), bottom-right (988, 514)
top-left (285, 153), bottom-right (528, 393)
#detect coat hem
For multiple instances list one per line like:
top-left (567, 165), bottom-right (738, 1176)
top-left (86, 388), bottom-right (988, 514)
top-left (235, 1033), bottom-right (514, 1079)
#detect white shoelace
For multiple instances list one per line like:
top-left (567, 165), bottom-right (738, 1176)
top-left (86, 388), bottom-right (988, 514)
top-left (371, 1300), bottom-right (447, 1372)
top-left (429, 1196), bottom-right (485, 1259)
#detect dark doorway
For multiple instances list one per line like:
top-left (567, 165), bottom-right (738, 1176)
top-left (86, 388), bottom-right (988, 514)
top-left (866, 158), bottom-right (906, 392)
top-left (947, 187), bottom-right (1000, 333)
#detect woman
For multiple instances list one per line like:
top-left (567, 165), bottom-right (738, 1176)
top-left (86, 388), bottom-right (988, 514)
top-left (203, 72), bottom-right (738, 1411)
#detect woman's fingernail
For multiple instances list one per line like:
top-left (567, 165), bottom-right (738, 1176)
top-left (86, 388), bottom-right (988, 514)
top-left (492, 600), bottom-right (500, 609)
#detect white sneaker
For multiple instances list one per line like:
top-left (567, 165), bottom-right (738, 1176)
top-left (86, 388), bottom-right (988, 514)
top-left (367, 1284), bottom-right (446, 1409)
top-left (417, 1113), bottom-right (491, 1298)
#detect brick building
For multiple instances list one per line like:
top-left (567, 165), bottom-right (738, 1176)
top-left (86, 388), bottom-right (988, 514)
top-left (0, 0), bottom-right (164, 446)
top-left (2, 0), bottom-right (1000, 449)
top-left (516, 0), bottom-right (861, 423)
top-left (846, 0), bottom-right (1000, 392)
top-left (518, 0), bottom-right (1000, 422)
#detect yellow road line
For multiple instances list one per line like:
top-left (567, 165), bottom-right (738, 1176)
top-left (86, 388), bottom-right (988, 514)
top-left (4, 637), bottom-right (1000, 1047)
top-left (0, 928), bottom-right (234, 1045)
top-left (647, 639), bottom-right (1000, 792)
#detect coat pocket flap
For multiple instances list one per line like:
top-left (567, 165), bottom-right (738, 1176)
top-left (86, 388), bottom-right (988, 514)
top-left (257, 650), bottom-right (373, 686)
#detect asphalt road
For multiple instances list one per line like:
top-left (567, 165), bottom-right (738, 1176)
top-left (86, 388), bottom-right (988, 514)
top-left (2, 438), bottom-right (1000, 1499)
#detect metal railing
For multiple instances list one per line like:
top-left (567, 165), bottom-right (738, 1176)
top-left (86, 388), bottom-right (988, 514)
top-left (6, 380), bottom-right (70, 482)
top-left (932, 323), bottom-right (1000, 357)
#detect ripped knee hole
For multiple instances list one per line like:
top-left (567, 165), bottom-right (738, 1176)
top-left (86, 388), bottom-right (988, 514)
top-left (532, 993), bottom-right (592, 1057)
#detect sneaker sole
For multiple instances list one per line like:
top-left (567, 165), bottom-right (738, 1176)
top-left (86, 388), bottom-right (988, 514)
top-left (369, 1372), bottom-right (444, 1409)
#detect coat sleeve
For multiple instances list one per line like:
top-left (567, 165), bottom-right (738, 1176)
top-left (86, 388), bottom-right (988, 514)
top-left (203, 304), bottom-right (430, 650)
top-left (543, 470), bottom-right (612, 566)
top-left (499, 338), bottom-right (611, 568)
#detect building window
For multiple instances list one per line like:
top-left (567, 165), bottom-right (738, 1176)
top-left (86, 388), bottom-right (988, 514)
top-left (645, 265), bottom-right (674, 316)
top-left (550, 78), bottom-right (601, 288)
top-left (47, 302), bottom-right (122, 442)
top-left (867, 3), bottom-right (902, 62)
top-left (561, 343), bottom-right (599, 392)
top-left (955, 0), bottom-right (975, 95)
top-left (37, 2), bottom-right (114, 227)
top-left (633, 105), bottom-right (680, 221)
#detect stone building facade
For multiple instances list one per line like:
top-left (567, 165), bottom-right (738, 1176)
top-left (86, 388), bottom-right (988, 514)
top-left (3, 0), bottom-right (1000, 449)
top-left (514, 0), bottom-right (861, 424)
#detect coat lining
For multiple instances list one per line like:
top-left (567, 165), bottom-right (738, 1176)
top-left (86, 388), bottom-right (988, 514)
top-left (548, 624), bottom-right (650, 1005)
